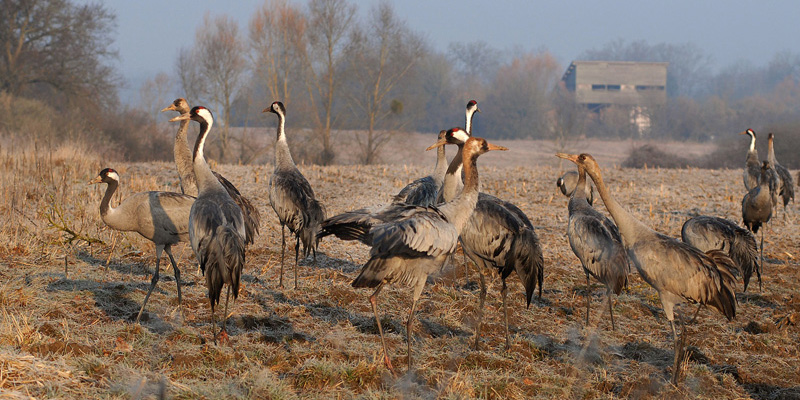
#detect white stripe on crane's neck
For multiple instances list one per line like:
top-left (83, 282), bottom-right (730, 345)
top-left (749, 131), bottom-right (756, 152)
top-left (193, 108), bottom-right (214, 163)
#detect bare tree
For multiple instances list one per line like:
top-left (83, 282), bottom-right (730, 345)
top-left (343, 1), bottom-right (426, 164)
top-left (138, 72), bottom-right (173, 121)
top-left (0, 0), bottom-right (118, 104)
top-left (248, 0), bottom-right (307, 104)
top-left (485, 50), bottom-right (561, 139)
top-left (303, 0), bottom-right (356, 165)
top-left (179, 13), bottom-right (246, 162)
top-left (550, 83), bottom-right (588, 153)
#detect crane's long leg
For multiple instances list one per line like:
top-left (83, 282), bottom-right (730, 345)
top-left (759, 228), bottom-right (764, 292)
top-left (221, 285), bottom-right (231, 337)
top-left (294, 236), bottom-right (300, 289)
top-left (688, 303), bottom-right (702, 325)
top-left (210, 300), bottom-right (217, 346)
top-left (670, 314), bottom-right (687, 385)
top-left (585, 272), bottom-right (591, 327)
top-left (473, 260), bottom-right (487, 351)
top-left (369, 283), bottom-right (393, 371)
top-left (607, 290), bottom-right (616, 331)
top-left (501, 279), bottom-right (510, 350)
top-left (164, 246), bottom-right (182, 307)
top-left (279, 224), bottom-right (286, 288)
top-left (406, 296), bottom-right (418, 370)
top-left (137, 246), bottom-right (162, 323)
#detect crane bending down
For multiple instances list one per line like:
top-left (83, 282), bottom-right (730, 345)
top-left (556, 157), bottom-right (628, 330)
top-left (162, 98), bottom-right (260, 246)
top-left (767, 132), bottom-right (794, 211)
top-left (559, 153), bottom-right (737, 384)
top-left (681, 215), bottom-right (758, 292)
top-left (348, 136), bottom-right (506, 371)
top-left (439, 128), bottom-right (544, 350)
top-left (392, 130), bottom-right (448, 206)
top-left (89, 168), bottom-right (195, 323)
top-left (556, 170), bottom-right (595, 206)
top-left (742, 161), bottom-right (774, 291)
top-left (170, 106), bottom-right (246, 343)
top-left (264, 101), bottom-right (326, 289)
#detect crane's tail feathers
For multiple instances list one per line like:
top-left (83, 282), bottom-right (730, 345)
top-left (301, 199), bottom-right (327, 256)
top-left (351, 257), bottom-right (390, 288)
top-left (507, 228), bottom-right (544, 307)
top-left (705, 249), bottom-right (737, 321)
top-left (318, 210), bottom-right (375, 245)
top-left (215, 171), bottom-right (260, 245)
top-left (732, 228), bottom-right (758, 292)
top-left (609, 248), bottom-right (630, 295)
top-left (205, 226), bottom-right (246, 308)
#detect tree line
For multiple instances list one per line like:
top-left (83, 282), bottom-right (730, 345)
top-left (3, 0), bottom-right (800, 167)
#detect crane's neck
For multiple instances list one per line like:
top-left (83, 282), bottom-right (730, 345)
top-left (193, 116), bottom-right (225, 193)
top-left (568, 166), bottom-right (591, 212)
top-left (585, 166), bottom-right (649, 248)
top-left (274, 112), bottom-right (295, 170)
top-left (466, 110), bottom-right (475, 134)
top-left (432, 142), bottom-right (447, 187)
top-left (439, 143), bottom-right (465, 202)
top-left (767, 136), bottom-right (777, 165)
top-left (438, 146), bottom-right (480, 234)
top-left (99, 179), bottom-right (118, 218)
top-left (748, 133), bottom-right (756, 152)
top-left (174, 117), bottom-right (196, 195)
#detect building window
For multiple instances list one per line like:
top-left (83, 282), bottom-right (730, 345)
top-left (607, 84), bottom-right (621, 91)
top-left (636, 85), bottom-right (665, 91)
top-left (592, 84), bottom-right (606, 90)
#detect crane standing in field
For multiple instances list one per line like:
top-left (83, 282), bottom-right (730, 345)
top-left (89, 168), bottom-right (195, 323)
top-left (742, 161), bottom-right (774, 291)
top-left (439, 127), bottom-right (544, 350)
top-left (559, 152), bottom-right (737, 384)
top-left (767, 132), bottom-right (794, 211)
top-left (264, 101), bottom-right (326, 289)
top-left (681, 215), bottom-right (759, 292)
top-left (161, 98), bottom-right (260, 246)
top-left (350, 136), bottom-right (506, 371)
top-left (170, 106), bottom-right (246, 343)
top-left (556, 157), bottom-right (628, 330)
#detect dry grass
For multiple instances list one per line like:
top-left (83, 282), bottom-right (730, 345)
top-left (0, 137), bottom-right (799, 399)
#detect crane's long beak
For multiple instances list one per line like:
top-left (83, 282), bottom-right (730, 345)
top-left (261, 107), bottom-right (271, 113)
top-left (476, 107), bottom-right (481, 113)
top-left (169, 112), bottom-right (191, 122)
top-left (487, 142), bottom-right (507, 151)
top-left (426, 138), bottom-right (448, 151)
top-left (88, 175), bottom-right (102, 185)
top-left (555, 152), bottom-right (579, 162)
top-left (161, 104), bottom-right (177, 113)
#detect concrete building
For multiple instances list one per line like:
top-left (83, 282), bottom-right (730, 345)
top-left (561, 60), bottom-right (668, 133)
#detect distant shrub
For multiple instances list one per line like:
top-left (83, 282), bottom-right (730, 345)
top-left (622, 145), bottom-right (698, 168)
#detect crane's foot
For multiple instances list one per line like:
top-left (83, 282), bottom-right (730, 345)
top-left (214, 328), bottom-right (230, 345)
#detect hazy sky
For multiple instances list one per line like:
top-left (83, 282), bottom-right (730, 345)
top-left (104, 0), bottom-right (800, 101)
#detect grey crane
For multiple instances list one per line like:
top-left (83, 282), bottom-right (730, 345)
top-left (560, 152), bottom-right (737, 385)
top-left (742, 161), bottom-right (774, 291)
top-left (767, 132), bottom-right (794, 210)
top-left (264, 101), bottom-right (326, 289)
top-left (161, 98), bottom-right (260, 246)
top-left (556, 170), bottom-right (595, 206)
top-left (681, 215), bottom-right (759, 292)
top-left (89, 168), bottom-right (195, 323)
top-left (170, 106), bottom-right (246, 343)
top-left (350, 136), bottom-right (506, 371)
top-left (741, 129), bottom-right (779, 208)
top-left (556, 158), bottom-right (628, 330)
top-left (438, 127), bottom-right (544, 350)
top-left (391, 129), bottom-right (448, 206)
top-left (741, 128), bottom-right (761, 191)
top-left (437, 100), bottom-right (481, 203)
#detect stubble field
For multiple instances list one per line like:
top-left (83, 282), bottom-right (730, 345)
top-left (0, 134), bottom-right (798, 399)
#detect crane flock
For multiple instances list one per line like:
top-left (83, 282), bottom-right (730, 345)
top-left (87, 98), bottom-right (790, 384)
